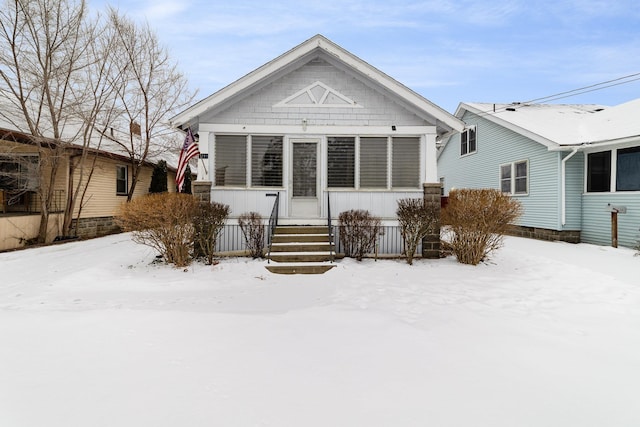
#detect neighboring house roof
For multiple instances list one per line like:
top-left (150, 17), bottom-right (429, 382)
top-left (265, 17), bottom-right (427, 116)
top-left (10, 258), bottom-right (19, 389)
top-left (0, 93), bottom-right (182, 171)
top-left (171, 34), bottom-right (465, 136)
top-left (447, 98), bottom-right (640, 151)
top-left (0, 124), bottom-right (181, 172)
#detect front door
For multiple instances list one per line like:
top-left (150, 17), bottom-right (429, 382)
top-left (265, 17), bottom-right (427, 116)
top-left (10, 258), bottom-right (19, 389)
top-left (290, 140), bottom-right (319, 218)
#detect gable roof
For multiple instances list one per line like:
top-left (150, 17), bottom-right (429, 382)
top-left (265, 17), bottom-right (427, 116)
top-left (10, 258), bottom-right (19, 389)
top-left (171, 34), bottom-right (464, 136)
top-left (453, 98), bottom-right (640, 150)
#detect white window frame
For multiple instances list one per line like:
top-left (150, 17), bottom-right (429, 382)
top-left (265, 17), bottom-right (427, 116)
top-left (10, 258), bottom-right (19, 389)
top-left (116, 165), bottom-right (128, 195)
top-left (325, 135), bottom-right (421, 191)
top-left (500, 159), bottom-right (528, 196)
top-left (584, 144), bottom-right (640, 193)
top-left (460, 126), bottom-right (477, 156)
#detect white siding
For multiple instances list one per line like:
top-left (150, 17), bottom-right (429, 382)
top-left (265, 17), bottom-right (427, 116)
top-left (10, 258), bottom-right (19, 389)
top-left (328, 190), bottom-right (422, 220)
top-left (211, 189), bottom-right (287, 220)
top-left (207, 59), bottom-right (426, 127)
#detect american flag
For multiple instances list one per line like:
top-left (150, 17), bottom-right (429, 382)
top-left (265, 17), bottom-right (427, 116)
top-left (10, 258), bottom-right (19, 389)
top-left (175, 128), bottom-right (199, 192)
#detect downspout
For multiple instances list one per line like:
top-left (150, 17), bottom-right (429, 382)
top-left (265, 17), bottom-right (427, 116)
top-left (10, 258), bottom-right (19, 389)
top-left (561, 147), bottom-right (579, 226)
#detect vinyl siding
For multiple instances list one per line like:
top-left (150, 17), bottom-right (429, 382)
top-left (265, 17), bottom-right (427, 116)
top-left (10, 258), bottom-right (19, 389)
top-left (563, 151), bottom-right (583, 230)
top-left (71, 158), bottom-right (175, 219)
top-left (582, 193), bottom-right (640, 248)
top-left (438, 110), bottom-right (563, 230)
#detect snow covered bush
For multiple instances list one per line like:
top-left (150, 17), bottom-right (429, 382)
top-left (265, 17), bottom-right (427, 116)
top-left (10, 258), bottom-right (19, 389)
top-left (238, 212), bottom-right (265, 258)
top-left (396, 198), bottom-right (439, 265)
top-left (441, 188), bottom-right (522, 265)
top-left (193, 201), bottom-right (230, 265)
top-left (116, 193), bottom-right (198, 267)
top-left (338, 209), bottom-right (383, 261)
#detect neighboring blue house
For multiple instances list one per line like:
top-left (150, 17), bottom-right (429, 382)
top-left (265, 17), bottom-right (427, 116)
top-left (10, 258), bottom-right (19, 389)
top-left (438, 98), bottom-right (640, 248)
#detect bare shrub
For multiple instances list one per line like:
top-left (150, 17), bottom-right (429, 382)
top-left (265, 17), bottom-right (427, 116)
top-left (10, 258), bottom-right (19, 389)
top-left (238, 212), bottom-right (265, 258)
top-left (117, 193), bottom-right (198, 267)
top-left (193, 201), bottom-right (230, 265)
top-left (441, 188), bottom-right (522, 265)
top-left (397, 198), bottom-right (439, 265)
top-left (338, 209), bottom-right (383, 261)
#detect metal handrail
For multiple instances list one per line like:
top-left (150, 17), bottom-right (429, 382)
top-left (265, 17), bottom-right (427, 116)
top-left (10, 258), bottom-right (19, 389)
top-left (327, 191), bottom-right (334, 263)
top-left (266, 192), bottom-right (279, 263)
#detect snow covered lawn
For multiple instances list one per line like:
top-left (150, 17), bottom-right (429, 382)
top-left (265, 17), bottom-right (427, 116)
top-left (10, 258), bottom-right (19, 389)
top-left (1, 233), bottom-right (639, 426)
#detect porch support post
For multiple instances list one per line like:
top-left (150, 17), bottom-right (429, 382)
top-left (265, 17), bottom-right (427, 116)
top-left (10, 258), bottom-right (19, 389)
top-left (422, 182), bottom-right (441, 259)
top-left (424, 128), bottom-right (438, 183)
top-left (191, 131), bottom-right (213, 203)
top-left (193, 181), bottom-right (212, 203)
top-left (197, 131), bottom-right (210, 181)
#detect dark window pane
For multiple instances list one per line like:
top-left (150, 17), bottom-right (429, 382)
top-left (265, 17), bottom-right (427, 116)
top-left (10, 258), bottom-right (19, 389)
top-left (616, 146), bottom-right (640, 191)
top-left (116, 166), bottom-right (127, 194)
top-left (500, 164), bottom-right (511, 193)
top-left (587, 151), bottom-right (611, 192)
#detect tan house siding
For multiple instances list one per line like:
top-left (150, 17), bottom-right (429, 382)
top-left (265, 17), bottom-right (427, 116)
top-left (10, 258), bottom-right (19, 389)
top-left (2, 133), bottom-right (184, 250)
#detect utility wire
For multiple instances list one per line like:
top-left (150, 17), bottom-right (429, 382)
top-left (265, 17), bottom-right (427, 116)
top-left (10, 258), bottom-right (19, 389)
top-left (472, 71), bottom-right (640, 118)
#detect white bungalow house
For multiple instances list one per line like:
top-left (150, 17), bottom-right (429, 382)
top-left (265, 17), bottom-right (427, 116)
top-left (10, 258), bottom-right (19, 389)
top-left (170, 35), bottom-right (464, 256)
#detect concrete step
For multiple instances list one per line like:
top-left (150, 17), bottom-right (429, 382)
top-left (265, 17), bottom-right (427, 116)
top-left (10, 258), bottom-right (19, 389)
top-left (266, 225), bottom-right (336, 274)
top-left (268, 252), bottom-right (335, 263)
top-left (265, 263), bottom-right (336, 275)
top-left (272, 234), bottom-right (331, 243)
top-left (270, 242), bottom-right (335, 252)
top-left (275, 226), bottom-right (328, 235)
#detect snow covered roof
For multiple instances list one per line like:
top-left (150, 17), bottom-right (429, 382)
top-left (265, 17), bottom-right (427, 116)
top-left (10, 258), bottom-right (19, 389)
top-left (457, 98), bottom-right (640, 149)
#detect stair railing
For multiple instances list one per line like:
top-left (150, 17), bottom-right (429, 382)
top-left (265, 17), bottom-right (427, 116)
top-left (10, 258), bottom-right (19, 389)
top-left (266, 192), bottom-right (280, 264)
top-left (327, 191), bottom-right (334, 263)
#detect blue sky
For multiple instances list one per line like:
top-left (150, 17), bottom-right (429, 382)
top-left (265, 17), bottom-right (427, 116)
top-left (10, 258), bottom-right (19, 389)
top-left (93, 0), bottom-right (640, 113)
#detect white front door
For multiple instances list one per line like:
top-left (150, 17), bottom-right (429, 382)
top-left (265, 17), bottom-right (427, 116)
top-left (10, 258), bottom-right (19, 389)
top-left (290, 139), bottom-right (319, 218)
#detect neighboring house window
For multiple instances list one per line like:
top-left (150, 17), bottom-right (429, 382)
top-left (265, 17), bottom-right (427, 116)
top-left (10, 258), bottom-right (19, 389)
top-left (500, 160), bottom-right (528, 195)
top-left (392, 137), bottom-right (420, 188)
top-left (215, 135), bottom-right (247, 187)
top-left (587, 151), bottom-right (611, 192)
top-left (616, 146), bottom-right (640, 191)
top-left (251, 136), bottom-right (283, 187)
top-left (460, 126), bottom-right (477, 156)
top-left (360, 137), bottom-right (387, 188)
top-left (500, 164), bottom-right (511, 193)
top-left (116, 165), bottom-right (128, 195)
top-left (0, 154), bottom-right (39, 192)
top-left (327, 137), bottom-right (355, 188)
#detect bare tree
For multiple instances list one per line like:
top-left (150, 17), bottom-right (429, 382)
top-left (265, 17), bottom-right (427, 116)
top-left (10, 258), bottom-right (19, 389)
top-left (106, 8), bottom-right (196, 201)
top-left (0, 0), bottom-right (93, 242)
top-left (61, 14), bottom-right (123, 236)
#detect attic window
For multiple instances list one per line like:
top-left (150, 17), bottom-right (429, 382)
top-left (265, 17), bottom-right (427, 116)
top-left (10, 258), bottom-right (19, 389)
top-left (460, 126), bottom-right (477, 156)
